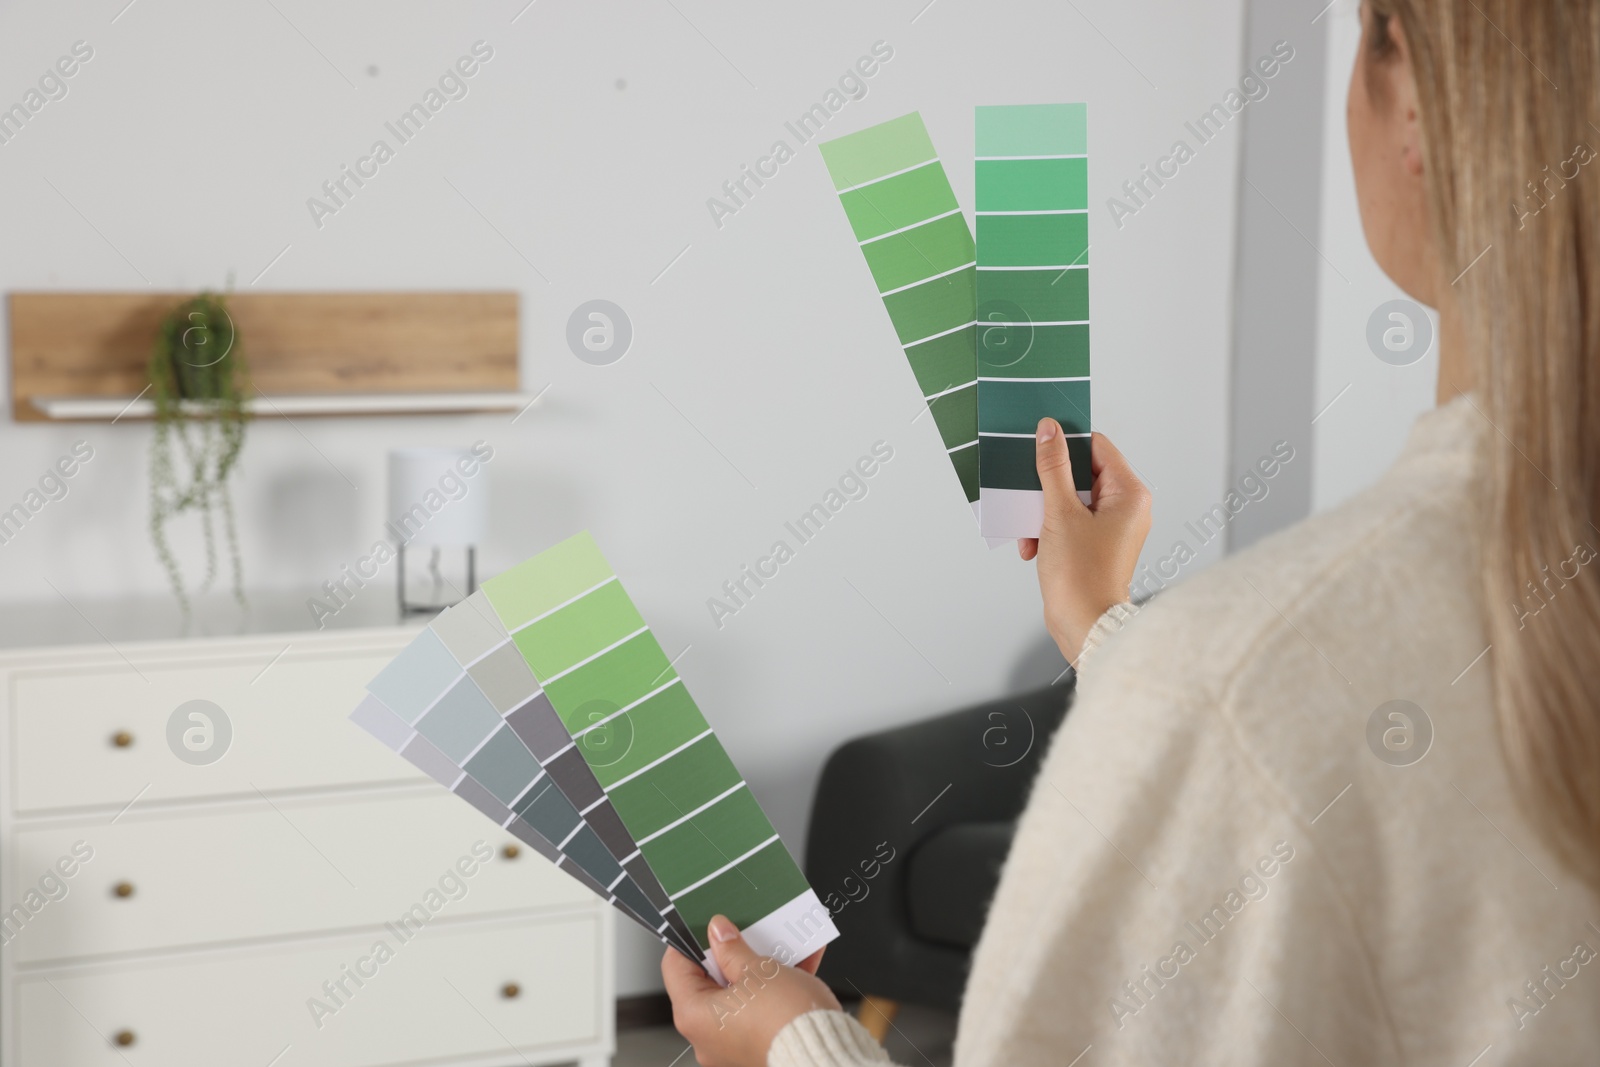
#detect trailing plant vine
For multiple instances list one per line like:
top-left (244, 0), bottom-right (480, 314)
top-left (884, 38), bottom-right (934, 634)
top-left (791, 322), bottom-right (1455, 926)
top-left (148, 292), bottom-right (249, 611)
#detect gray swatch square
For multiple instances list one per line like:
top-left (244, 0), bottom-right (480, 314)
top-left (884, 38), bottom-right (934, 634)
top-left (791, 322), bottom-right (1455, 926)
top-left (433, 595), bottom-right (509, 664)
top-left (399, 731), bottom-right (468, 788)
top-left (565, 825), bottom-right (625, 887)
top-left (349, 693), bottom-right (413, 750)
top-left (414, 676), bottom-right (503, 762)
top-left (452, 772), bottom-right (513, 828)
top-left (367, 628), bottom-right (463, 725)
top-left (548, 746), bottom-right (605, 811)
top-left (516, 779), bottom-right (581, 843)
top-left (469, 642), bottom-right (542, 714)
top-left (582, 798), bottom-right (642, 860)
top-left (464, 726), bottom-right (543, 806)
top-left (505, 692), bottom-right (573, 761)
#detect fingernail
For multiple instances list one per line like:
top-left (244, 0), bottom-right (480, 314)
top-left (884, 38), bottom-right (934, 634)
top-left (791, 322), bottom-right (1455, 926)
top-left (1037, 419), bottom-right (1058, 443)
top-left (710, 915), bottom-right (740, 943)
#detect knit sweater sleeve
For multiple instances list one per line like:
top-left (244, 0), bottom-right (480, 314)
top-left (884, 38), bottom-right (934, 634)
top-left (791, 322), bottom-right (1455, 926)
top-left (768, 1010), bottom-right (894, 1067)
top-left (1074, 600), bottom-right (1140, 670)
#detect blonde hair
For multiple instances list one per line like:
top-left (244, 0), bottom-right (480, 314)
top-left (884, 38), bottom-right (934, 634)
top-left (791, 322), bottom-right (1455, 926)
top-left (1366, 0), bottom-right (1600, 883)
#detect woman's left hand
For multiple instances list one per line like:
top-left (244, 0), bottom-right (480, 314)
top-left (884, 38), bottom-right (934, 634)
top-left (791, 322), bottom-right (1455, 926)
top-left (662, 915), bottom-right (840, 1067)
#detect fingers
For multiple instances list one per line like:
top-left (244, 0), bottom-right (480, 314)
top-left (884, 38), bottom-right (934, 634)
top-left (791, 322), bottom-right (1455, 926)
top-left (796, 947), bottom-right (825, 976)
top-left (707, 915), bottom-right (767, 986)
top-left (1087, 433), bottom-right (1146, 501)
top-left (1018, 537), bottom-right (1039, 562)
top-left (1036, 419), bottom-right (1090, 535)
top-left (662, 943), bottom-right (719, 1000)
top-left (1087, 431), bottom-right (1122, 478)
top-left (1033, 423), bottom-right (1150, 535)
top-left (1034, 418), bottom-right (1082, 499)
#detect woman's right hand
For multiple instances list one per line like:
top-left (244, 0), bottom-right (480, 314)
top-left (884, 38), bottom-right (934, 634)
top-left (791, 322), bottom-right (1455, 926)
top-left (1018, 419), bottom-right (1152, 663)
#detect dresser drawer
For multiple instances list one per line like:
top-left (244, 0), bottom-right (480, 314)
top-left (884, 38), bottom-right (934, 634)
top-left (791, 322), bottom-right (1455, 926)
top-left (7, 790), bottom-right (594, 965)
top-left (8, 640), bottom-right (421, 813)
top-left (15, 912), bottom-right (607, 1067)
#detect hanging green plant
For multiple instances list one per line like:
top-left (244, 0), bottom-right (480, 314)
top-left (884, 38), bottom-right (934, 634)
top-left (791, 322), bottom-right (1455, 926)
top-left (148, 291), bottom-right (250, 611)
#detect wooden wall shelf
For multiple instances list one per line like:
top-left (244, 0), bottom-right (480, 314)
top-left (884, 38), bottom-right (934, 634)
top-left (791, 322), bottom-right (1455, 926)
top-left (8, 291), bottom-right (521, 423)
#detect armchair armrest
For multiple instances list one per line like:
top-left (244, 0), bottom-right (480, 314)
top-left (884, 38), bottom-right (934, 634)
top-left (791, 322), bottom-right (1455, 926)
top-left (804, 681), bottom-right (1073, 1009)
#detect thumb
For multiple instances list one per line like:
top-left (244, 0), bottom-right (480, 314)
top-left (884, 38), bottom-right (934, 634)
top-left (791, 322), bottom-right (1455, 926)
top-left (707, 915), bottom-right (766, 984)
top-left (1035, 419), bottom-right (1086, 520)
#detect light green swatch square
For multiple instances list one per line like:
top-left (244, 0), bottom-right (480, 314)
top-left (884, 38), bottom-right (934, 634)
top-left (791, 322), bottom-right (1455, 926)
top-left (975, 103), bottom-right (1087, 157)
top-left (818, 111), bottom-right (936, 189)
top-left (482, 531), bottom-right (614, 629)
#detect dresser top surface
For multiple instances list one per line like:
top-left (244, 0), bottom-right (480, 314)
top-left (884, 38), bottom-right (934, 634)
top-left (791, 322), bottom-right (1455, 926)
top-left (0, 587), bottom-right (429, 652)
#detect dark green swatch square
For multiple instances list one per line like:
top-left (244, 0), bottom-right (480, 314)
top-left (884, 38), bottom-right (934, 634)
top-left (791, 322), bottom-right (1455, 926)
top-left (978, 324), bottom-right (1090, 378)
top-left (905, 324), bottom-right (977, 397)
top-left (587, 684), bottom-right (711, 790)
top-left (641, 789), bottom-right (774, 896)
top-left (884, 269), bottom-right (976, 345)
top-left (675, 841), bottom-right (812, 951)
top-left (980, 434), bottom-right (1091, 491)
top-left (928, 386), bottom-right (978, 449)
top-left (980, 268), bottom-right (1088, 323)
top-left (978, 379), bottom-right (1091, 435)
top-left (949, 443), bottom-right (979, 503)
top-left (608, 736), bottom-right (741, 840)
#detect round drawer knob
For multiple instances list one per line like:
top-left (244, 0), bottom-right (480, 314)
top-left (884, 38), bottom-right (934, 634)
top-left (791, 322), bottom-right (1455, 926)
top-left (113, 1030), bottom-right (135, 1047)
top-left (111, 732), bottom-right (133, 748)
top-left (501, 844), bottom-right (520, 860)
top-left (501, 982), bottom-right (520, 1000)
top-left (113, 882), bottom-right (135, 899)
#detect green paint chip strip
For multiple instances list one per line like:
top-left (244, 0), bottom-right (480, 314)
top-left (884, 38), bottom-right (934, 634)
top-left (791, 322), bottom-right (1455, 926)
top-left (976, 102), bottom-right (1094, 538)
top-left (820, 113), bottom-right (984, 528)
top-left (477, 532), bottom-right (837, 966)
top-left (426, 595), bottom-right (707, 963)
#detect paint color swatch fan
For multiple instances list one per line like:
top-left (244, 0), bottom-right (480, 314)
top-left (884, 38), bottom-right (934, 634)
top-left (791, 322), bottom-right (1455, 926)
top-left (350, 532), bottom-right (838, 984)
top-left (820, 105), bottom-right (1092, 540)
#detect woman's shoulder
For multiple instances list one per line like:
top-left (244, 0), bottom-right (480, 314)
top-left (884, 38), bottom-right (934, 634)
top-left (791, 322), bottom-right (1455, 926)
top-left (1085, 402), bottom-right (1482, 710)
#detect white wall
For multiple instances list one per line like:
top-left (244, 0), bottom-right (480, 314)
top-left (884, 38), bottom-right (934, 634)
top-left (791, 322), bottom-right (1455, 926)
top-left (1310, 0), bottom-right (1438, 511)
top-left (0, 0), bottom-right (1248, 994)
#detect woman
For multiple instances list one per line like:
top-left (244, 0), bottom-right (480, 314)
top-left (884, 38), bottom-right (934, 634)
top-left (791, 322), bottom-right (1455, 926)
top-left (665, 1), bottom-right (1600, 1062)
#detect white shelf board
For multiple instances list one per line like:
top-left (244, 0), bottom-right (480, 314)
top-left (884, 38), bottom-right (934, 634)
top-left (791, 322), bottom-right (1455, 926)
top-left (31, 392), bottom-right (534, 420)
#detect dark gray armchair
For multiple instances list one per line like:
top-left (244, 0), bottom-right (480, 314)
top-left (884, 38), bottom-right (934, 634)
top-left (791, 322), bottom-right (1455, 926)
top-left (804, 681), bottom-right (1073, 1037)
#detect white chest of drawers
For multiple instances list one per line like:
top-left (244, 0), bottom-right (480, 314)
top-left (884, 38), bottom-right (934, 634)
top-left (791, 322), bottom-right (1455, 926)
top-left (0, 620), bottom-right (614, 1067)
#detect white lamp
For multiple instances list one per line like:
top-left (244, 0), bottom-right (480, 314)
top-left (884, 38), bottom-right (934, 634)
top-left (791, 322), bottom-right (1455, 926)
top-left (387, 447), bottom-right (489, 615)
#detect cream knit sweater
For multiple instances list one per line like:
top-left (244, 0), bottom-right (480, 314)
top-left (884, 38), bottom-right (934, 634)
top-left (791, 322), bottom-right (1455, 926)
top-left (772, 397), bottom-right (1600, 1067)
